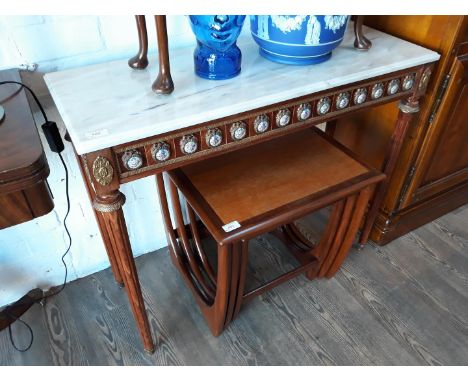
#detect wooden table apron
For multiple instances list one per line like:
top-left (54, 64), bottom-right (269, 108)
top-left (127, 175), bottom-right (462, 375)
top-left (75, 62), bottom-right (434, 352)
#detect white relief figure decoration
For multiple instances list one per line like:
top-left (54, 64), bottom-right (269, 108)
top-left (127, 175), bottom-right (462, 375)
top-left (257, 15), bottom-right (270, 40)
top-left (304, 15), bottom-right (321, 45)
top-left (324, 15), bottom-right (348, 33)
top-left (259, 15), bottom-right (347, 46)
top-left (271, 15), bottom-right (307, 33)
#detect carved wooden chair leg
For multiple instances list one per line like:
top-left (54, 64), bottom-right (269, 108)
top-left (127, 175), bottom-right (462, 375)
top-left (76, 154), bottom-right (124, 286)
top-left (359, 97), bottom-right (420, 245)
top-left (128, 15), bottom-right (149, 69)
top-left (354, 15), bottom-right (372, 50)
top-left (152, 15), bottom-right (174, 94)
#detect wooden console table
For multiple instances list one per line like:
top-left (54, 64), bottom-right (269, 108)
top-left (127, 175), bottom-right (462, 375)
top-left (45, 24), bottom-right (440, 352)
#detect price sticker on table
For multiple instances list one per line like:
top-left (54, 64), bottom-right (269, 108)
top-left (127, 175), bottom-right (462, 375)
top-left (222, 221), bottom-right (241, 232)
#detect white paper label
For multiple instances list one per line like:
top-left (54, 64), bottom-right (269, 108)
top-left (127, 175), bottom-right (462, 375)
top-left (85, 129), bottom-right (109, 138)
top-left (222, 221), bottom-right (241, 232)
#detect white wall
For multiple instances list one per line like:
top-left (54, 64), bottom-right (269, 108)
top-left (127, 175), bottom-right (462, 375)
top-left (0, 16), bottom-right (252, 307)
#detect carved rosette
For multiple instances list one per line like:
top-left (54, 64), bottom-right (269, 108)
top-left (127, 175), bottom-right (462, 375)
top-left (92, 156), bottom-right (114, 186)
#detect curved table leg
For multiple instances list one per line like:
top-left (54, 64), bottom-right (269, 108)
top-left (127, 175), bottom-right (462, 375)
top-left (157, 173), bottom-right (248, 336)
top-left (152, 15), bottom-right (174, 94)
top-left (324, 187), bottom-right (373, 277)
top-left (354, 15), bottom-right (372, 50)
top-left (128, 15), bottom-right (149, 69)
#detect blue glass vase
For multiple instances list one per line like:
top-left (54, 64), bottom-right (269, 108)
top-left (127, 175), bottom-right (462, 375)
top-left (188, 15), bottom-right (246, 80)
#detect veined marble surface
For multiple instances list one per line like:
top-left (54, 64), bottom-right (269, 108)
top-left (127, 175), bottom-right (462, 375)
top-left (45, 24), bottom-right (440, 155)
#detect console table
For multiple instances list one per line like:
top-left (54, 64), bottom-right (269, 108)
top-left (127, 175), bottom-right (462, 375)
top-left (45, 24), bottom-right (440, 353)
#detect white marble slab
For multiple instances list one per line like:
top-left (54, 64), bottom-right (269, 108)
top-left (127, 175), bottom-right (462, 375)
top-left (45, 23), bottom-right (439, 155)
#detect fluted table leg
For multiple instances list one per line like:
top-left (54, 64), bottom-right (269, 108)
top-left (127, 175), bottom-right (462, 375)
top-left (359, 97), bottom-right (421, 245)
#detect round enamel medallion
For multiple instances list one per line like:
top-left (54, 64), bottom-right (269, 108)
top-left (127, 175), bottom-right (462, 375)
top-left (206, 128), bottom-right (223, 147)
top-left (180, 134), bottom-right (198, 155)
top-left (371, 83), bottom-right (384, 100)
top-left (354, 88), bottom-right (367, 105)
top-left (296, 103), bottom-right (312, 121)
top-left (230, 121), bottom-right (247, 140)
top-left (254, 114), bottom-right (270, 134)
top-left (402, 74), bottom-right (415, 91)
top-left (122, 149), bottom-right (143, 170)
top-left (276, 109), bottom-right (291, 127)
top-left (387, 79), bottom-right (400, 95)
top-left (151, 142), bottom-right (171, 162)
top-left (317, 97), bottom-right (331, 115)
top-left (335, 92), bottom-right (350, 110)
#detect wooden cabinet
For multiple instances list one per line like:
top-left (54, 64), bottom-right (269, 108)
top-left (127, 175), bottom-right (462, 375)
top-left (331, 16), bottom-right (467, 244)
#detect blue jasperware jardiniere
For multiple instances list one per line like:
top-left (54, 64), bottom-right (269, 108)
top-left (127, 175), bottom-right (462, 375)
top-left (188, 15), bottom-right (246, 80)
top-left (250, 15), bottom-right (350, 65)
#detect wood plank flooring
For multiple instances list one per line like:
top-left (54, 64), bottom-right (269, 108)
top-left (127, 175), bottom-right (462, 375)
top-left (1, 205), bottom-right (467, 365)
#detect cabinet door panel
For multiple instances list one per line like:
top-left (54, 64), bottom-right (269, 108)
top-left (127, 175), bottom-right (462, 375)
top-left (414, 54), bottom-right (468, 201)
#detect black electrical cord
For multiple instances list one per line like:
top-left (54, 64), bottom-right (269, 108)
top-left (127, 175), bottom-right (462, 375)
top-left (0, 81), bottom-right (49, 123)
top-left (0, 80), bottom-right (71, 352)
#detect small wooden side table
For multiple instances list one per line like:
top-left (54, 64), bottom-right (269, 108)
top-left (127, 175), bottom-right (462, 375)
top-left (0, 69), bottom-right (53, 229)
top-left (166, 127), bottom-right (385, 335)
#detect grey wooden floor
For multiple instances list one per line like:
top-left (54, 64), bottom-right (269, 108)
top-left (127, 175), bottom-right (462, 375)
top-left (1, 205), bottom-right (467, 365)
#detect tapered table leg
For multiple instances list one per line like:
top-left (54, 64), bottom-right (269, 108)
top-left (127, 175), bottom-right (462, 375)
top-left (83, 150), bottom-right (154, 352)
top-left (93, 190), bottom-right (154, 353)
top-left (359, 97), bottom-right (420, 245)
top-left (75, 152), bottom-right (124, 286)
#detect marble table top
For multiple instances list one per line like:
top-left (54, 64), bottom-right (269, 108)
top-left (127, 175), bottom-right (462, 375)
top-left (45, 23), bottom-right (440, 155)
